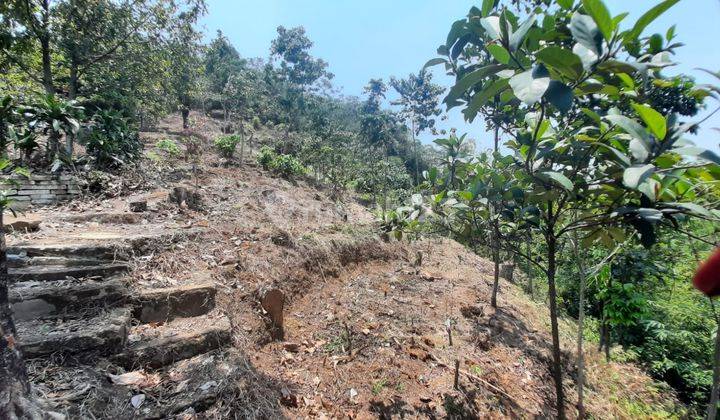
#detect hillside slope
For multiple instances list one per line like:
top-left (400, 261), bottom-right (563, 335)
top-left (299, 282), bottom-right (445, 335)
top-left (9, 113), bottom-right (684, 419)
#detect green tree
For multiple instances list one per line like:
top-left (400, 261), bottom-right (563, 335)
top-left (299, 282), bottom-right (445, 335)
top-left (426, 1), bottom-right (720, 417)
top-left (390, 69), bottom-right (444, 184)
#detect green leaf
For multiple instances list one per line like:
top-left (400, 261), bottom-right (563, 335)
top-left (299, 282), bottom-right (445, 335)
top-left (481, 0), bottom-right (495, 17)
top-left (447, 19), bottom-right (467, 48)
top-left (570, 12), bottom-right (603, 55)
top-left (423, 58), bottom-right (447, 69)
top-left (480, 16), bottom-right (501, 40)
top-left (666, 202), bottom-right (713, 217)
top-left (597, 60), bottom-right (638, 74)
top-left (672, 147), bottom-right (720, 165)
top-left (596, 143), bottom-right (631, 167)
top-left (623, 164), bottom-right (655, 189)
top-left (625, 0), bottom-right (680, 42)
top-left (487, 44), bottom-right (510, 64)
top-left (445, 64), bottom-right (505, 104)
top-left (509, 15), bottom-right (536, 51)
top-left (536, 47), bottom-right (583, 79)
top-left (509, 66), bottom-right (550, 105)
top-left (557, 0), bottom-right (574, 9)
top-left (605, 114), bottom-right (650, 143)
top-left (632, 103), bottom-right (666, 140)
top-left (629, 138), bottom-right (649, 161)
top-left (582, 0), bottom-right (614, 42)
top-left (540, 171), bottom-right (574, 191)
top-left (544, 81), bottom-right (573, 113)
top-left (462, 78), bottom-right (509, 122)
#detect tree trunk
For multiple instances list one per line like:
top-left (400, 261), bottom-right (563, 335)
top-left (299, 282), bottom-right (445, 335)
top-left (411, 119), bottom-right (419, 186)
top-left (526, 230), bottom-right (533, 299)
top-left (490, 222), bottom-right (500, 308)
top-left (39, 0), bottom-right (54, 95)
top-left (572, 235), bottom-right (587, 419)
top-left (65, 133), bottom-right (74, 159)
top-left (68, 60), bottom-right (79, 100)
top-left (490, 126), bottom-right (501, 309)
top-left (707, 315), bottom-right (720, 420)
top-left (0, 212), bottom-right (45, 419)
top-left (547, 233), bottom-right (566, 420)
top-left (239, 122), bottom-right (246, 166)
top-left (181, 108), bottom-right (190, 130)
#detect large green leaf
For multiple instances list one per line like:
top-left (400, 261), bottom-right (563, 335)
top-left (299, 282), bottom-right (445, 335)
top-left (665, 202), bottom-right (713, 217)
top-left (623, 164), bottom-right (655, 189)
top-left (509, 66), bottom-right (550, 105)
top-left (423, 58), bottom-right (447, 70)
top-left (570, 12), bottom-right (603, 55)
top-left (629, 138), bottom-right (650, 161)
top-left (481, 0), bottom-right (496, 17)
top-left (582, 0), bottom-right (614, 42)
top-left (536, 47), bottom-right (583, 79)
top-left (672, 146), bottom-right (720, 165)
top-left (625, 0), bottom-right (680, 42)
top-left (540, 171), bottom-right (574, 191)
top-left (462, 78), bottom-right (509, 122)
top-left (557, 0), bottom-right (574, 9)
top-left (544, 81), bottom-right (573, 113)
top-left (509, 15), bottom-right (536, 51)
top-left (632, 103), bottom-right (666, 140)
top-left (605, 114), bottom-right (651, 144)
top-left (487, 44), bottom-right (510, 64)
top-left (445, 64), bottom-right (505, 104)
top-left (480, 16), bottom-right (501, 40)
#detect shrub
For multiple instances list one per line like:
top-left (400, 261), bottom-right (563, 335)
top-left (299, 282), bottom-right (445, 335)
top-left (256, 146), bottom-right (305, 179)
top-left (252, 116), bottom-right (261, 130)
top-left (269, 153), bottom-right (305, 179)
top-left (257, 146), bottom-right (275, 170)
top-left (155, 138), bottom-right (181, 157)
top-left (214, 134), bottom-right (240, 159)
top-left (81, 109), bottom-right (141, 168)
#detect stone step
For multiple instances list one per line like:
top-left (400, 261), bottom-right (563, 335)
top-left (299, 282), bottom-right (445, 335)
top-left (17, 307), bottom-right (131, 358)
top-left (114, 313), bottom-right (232, 370)
top-left (8, 243), bottom-right (125, 259)
top-left (134, 349), bottom-right (240, 419)
top-left (9, 263), bottom-right (129, 282)
top-left (133, 283), bottom-right (217, 324)
top-left (8, 255), bottom-right (108, 268)
top-left (10, 277), bottom-right (128, 321)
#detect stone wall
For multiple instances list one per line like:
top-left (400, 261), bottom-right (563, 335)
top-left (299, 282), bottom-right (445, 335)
top-left (3, 174), bottom-right (81, 208)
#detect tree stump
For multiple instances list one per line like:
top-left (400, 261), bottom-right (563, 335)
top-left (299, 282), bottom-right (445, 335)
top-left (168, 187), bottom-right (202, 211)
top-left (129, 200), bottom-right (147, 213)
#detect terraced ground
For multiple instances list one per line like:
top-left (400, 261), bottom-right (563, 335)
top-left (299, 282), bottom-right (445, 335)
top-left (7, 114), bottom-right (685, 419)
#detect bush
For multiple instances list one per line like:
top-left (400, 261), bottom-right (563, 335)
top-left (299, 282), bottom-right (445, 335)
top-left (269, 153), bottom-right (305, 179)
top-left (257, 146), bottom-right (275, 170)
top-left (256, 146), bottom-right (305, 179)
top-left (214, 134), bottom-right (240, 159)
top-left (155, 138), bottom-right (181, 157)
top-left (252, 116), bottom-right (261, 130)
top-left (81, 109), bottom-right (141, 168)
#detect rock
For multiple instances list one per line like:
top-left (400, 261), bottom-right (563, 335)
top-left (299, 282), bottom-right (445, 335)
top-left (168, 186), bottom-right (202, 211)
top-left (4, 219), bottom-right (41, 233)
top-left (283, 342), bottom-right (300, 353)
top-left (129, 200), bottom-right (148, 212)
top-left (259, 288), bottom-right (284, 340)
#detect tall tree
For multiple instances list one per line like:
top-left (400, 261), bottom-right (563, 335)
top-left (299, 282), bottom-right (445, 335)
top-left (390, 69), bottom-right (444, 184)
top-left (427, 1), bottom-right (720, 417)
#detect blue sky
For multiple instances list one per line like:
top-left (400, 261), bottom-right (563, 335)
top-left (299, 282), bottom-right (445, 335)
top-left (201, 0), bottom-right (720, 151)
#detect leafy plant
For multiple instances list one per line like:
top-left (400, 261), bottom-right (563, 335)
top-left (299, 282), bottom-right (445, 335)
top-left (214, 134), bottom-right (241, 160)
top-left (269, 153), bottom-right (305, 179)
top-left (155, 138), bottom-right (181, 157)
top-left (257, 145), bottom-right (276, 170)
top-left (81, 109), bottom-right (141, 168)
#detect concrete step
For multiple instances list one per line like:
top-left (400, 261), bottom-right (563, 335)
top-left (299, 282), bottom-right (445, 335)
top-left (17, 307), bottom-right (131, 358)
top-left (8, 243), bottom-right (125, 260)
top-left (9, 263), bottom-right (129, 282)
top-left (133, 283), bottom-right (217, 324)
top-left (114, 313), bottom-right (231, 370)
top-left (10, 277), bottom-right (128, 321)
top-left (8, 255), bottom-right (108, 268)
